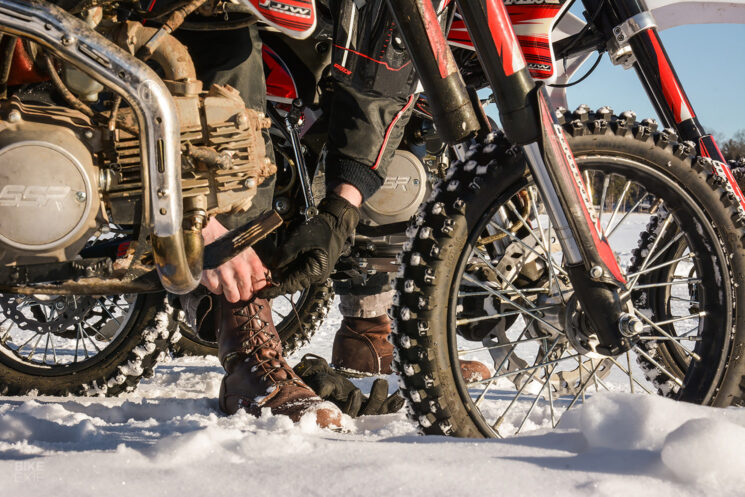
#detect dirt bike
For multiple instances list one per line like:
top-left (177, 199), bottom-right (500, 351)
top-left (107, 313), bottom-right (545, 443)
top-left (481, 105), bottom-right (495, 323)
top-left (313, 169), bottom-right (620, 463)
top-left (0, 0), bottom-right (296, 395)
top-left (0, 0), bottom-right (444, 393)
top-left (389, 0), bottom-right (745, 438)
top-left (165, 0), bottom-right (745, 441)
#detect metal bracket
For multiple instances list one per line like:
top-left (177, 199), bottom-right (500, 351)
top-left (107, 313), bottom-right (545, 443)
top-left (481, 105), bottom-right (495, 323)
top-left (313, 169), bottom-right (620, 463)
top-left (613, 12), bottom-right (658, 43)
top-left (608, 12), bottom-right (658, 69)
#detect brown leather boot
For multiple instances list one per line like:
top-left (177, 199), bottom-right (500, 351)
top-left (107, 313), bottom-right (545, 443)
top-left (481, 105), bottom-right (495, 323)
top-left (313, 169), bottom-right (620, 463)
top-left (217, 297), bottom-right (341, 428)
top-left (332, 315), bottom-right (394, 376)
top-left (460, 360), bottom-right (492, 383)
top-left (332, 315), bottom-right (493, 382)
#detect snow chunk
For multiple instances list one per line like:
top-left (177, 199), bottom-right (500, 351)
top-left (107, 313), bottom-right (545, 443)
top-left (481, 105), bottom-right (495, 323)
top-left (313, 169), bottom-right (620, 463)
top-left (564, 393), bottom-right (745, 452)
top-left (661, 417), bottom-right (745, 485)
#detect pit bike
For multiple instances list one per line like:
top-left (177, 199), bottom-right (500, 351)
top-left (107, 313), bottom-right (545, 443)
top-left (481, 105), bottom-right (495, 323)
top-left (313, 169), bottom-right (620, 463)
top-left (389, 0), bottom-right (745, 438)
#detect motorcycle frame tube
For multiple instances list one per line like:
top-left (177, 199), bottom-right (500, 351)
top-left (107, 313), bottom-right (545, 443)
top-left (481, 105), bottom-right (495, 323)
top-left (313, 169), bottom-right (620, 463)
top-left (0, 0), bottom-right (201, 294)
top-left (583, 0), bottom-right (714, 145)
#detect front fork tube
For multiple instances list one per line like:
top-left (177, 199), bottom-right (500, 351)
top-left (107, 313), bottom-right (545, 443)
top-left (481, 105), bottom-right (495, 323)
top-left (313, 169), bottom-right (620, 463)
top-left (593, 0), bottom-right (745, 213)
top-left (631, 27), bottom-right (745, 214)
top-left (526, 87), bottom-right (632, 355)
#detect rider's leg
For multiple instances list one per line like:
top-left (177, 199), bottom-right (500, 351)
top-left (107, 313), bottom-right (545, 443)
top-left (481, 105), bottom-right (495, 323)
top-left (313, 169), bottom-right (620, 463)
top-left (176, 25), bottom-right (340, 427)
top-left (325, 2), bottom-right (490, 381)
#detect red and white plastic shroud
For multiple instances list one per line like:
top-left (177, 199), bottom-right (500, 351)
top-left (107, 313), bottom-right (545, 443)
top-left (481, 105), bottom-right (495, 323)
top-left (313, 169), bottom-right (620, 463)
top-left (448, 0), bottom-right (572, 80)
top-left (234, 0), bottom-right (317, 39)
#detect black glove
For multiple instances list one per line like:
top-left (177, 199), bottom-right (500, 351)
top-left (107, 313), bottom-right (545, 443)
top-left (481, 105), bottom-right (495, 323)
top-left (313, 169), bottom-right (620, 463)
top-left (258, 193), bottom-right (359, 299)
top-left (293, 354), bottom-right (404, 417)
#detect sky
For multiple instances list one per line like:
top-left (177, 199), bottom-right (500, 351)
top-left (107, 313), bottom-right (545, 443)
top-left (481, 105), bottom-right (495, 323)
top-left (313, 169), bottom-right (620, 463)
top-left (564, 20), bottom-right (745, 138)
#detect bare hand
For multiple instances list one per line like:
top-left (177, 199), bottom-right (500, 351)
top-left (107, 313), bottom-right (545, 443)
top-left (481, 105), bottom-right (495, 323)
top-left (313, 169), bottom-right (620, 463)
top-left (200, 217), bottom-right (270, 303)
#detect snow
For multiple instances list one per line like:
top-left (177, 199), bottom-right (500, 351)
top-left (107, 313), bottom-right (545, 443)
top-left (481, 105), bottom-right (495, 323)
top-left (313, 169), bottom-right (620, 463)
top-left (1, 213), bottom-right (744, 496)
top-left (1, 316), bottom-right (744, 496)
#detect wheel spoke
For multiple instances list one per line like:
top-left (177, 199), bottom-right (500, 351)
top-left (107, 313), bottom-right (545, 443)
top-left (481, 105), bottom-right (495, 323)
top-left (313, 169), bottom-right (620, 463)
top-left (474, 324), bottom-right (532, 408)
top-left (629, 277), bottom-right (700, 291)
top-left (642, 311), bottom-right (705, 329)
top-left (528, 187), bottom-right (566, 302)
top-left (597, 174), bottom-right (610, 232)
top-left (458, 336), bottom-right (547, 356)
top-left (487, 220), bottom-right (568, 277)
top-left (491, 338), bottom-right (564, 433)
top-left (627, 214), bottom-right (674, 289)
top-left (633, 346), bottom-right (684, 386)
top-left (98, 300), bottom-right (122, 326)
top-left (605, 192), bottom-right (650, 238)
top-left (470, 351), bottom-right (582, 386)
top-left (634, 310), bottom-right (701, 361)
top-left (626, 253), bottom-right (693, 279)
top-left (78, 323), bottom-right (90, 359)
top-left (565, 360), bottom-right (605, 412)
top-left (472, 248), bottom-right (539, 310)
top-left (515, 361), bottom-right (561, 435)
top-left (603, 180), bottom-right (632, 237)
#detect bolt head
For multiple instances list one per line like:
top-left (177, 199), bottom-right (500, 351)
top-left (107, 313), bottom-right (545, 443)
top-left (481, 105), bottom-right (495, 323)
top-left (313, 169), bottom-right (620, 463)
top-left (75, 191), bottom-right (87, 203)
top-left (7, 110), bottom-right (21, 123)
top-left (61, 34), bottom-right (75, 46)
top-left (590, 265), bottom-right (603, 279)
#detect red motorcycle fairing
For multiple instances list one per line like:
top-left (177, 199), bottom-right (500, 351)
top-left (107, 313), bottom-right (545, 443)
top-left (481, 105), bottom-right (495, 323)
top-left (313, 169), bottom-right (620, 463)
top-left (239, 0), bottom-right (317, 40)
top-left (448, 0), bottom-right (571, 80)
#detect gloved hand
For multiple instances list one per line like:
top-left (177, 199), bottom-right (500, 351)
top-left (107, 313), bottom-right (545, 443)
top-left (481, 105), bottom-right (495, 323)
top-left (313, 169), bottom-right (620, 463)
top-left (293, 354), bottom-right (404, 417)
top-left (258, 192), bottom-right (359, 299)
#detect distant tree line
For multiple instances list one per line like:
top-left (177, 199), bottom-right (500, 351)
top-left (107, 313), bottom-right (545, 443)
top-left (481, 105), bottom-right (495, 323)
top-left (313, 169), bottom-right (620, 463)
top-left (720, 130), bottom-right (745, 162)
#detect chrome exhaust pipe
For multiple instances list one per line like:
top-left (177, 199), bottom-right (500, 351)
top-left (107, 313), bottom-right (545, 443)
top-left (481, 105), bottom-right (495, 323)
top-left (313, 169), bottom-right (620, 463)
top-left (0, 0), bottom-right (201, 294)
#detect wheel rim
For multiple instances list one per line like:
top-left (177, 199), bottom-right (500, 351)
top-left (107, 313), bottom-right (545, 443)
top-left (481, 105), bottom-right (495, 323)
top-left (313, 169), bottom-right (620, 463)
top-left (0, 294), bottom-right (137, 374)
top-left (449, 157), bottom-right (731, 438)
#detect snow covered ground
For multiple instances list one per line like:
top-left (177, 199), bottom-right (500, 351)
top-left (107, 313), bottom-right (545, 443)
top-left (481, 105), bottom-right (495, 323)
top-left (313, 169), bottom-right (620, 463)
top-left (1, 213), bottom-right (745, 496)
top-left (2, 304), bottom-right (745, 497)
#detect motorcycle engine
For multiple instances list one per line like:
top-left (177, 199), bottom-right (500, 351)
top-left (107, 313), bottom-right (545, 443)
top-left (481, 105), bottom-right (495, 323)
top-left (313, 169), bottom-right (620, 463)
top-left (102, 84), bottom-right (276, 224)
top-left (0, 22), bottom-right (275, 269)
top-left (0, 100), bottom-right (101, 265)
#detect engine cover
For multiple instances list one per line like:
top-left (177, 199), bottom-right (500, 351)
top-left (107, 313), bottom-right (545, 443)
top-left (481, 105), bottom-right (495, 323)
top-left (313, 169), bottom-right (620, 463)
top-left (359, 150), bottom-right (429, 226)
top-left (0, 102), bottom-right (100, 264)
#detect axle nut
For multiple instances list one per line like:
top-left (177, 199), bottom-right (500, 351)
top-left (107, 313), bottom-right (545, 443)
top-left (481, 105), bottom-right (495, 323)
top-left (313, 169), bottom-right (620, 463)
top-left (619, 313), bottom-right (644, 337)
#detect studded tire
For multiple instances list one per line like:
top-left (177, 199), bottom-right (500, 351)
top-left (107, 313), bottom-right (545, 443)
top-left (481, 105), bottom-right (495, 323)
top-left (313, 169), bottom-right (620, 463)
top-left (0, 292), bottom-right (177, 397)
top-left (172, 282), bottom-right (335, 358)
top-left (391, 108), bottom-right (745, 437)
